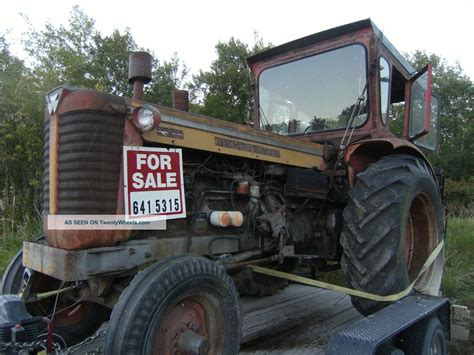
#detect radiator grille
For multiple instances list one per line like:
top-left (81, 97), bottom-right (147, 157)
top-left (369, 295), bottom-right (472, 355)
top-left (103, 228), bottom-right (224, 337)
top-left (42, 120), bottom-right (50, 214)
top-left (43, 111), bottom-right (125, 215)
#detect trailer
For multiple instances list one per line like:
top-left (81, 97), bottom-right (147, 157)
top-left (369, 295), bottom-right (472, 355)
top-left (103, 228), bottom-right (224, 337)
top-left (0, 284), bottom-right (445, 354)
top-left (46, 283), bottom-right (450, 354)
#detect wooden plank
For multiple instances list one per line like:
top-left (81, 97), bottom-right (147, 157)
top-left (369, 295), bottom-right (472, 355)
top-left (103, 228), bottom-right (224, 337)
top-left (73, 284), bottom-right (361, 354)
top-left (241, 299), bottom-right (361, 353)
top-left (451, 304), bottom-right (471, 341)
top-left (240, 283), bottom-right (362, 352)
top-left (242, 291), bottom-right (350, 342)
top-left (241, 284), bottom-right (324, 314)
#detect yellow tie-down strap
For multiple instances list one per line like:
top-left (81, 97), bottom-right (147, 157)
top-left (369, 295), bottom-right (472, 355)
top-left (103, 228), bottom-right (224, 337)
top-left (249, 240), bottom-right (445, 302)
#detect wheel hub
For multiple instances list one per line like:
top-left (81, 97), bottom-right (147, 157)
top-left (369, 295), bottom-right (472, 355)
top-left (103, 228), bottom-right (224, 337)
top-left (156, 299), bottom-right (209, 355)
top-left (178, 330), bottom-right (210, 355)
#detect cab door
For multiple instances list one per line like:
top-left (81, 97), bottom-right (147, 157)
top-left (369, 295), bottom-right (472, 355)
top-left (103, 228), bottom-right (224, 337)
top-left (404, 64), bottom-right (441, 152)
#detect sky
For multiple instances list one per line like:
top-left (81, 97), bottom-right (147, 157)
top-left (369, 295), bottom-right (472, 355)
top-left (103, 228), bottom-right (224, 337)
top-left (1, 0), bottom-right (473, 81)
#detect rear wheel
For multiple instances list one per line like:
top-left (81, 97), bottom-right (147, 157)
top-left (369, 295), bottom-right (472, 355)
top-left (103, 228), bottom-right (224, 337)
top-left (341, 154), bottom-right (444, 315)
top-left (0, 248), bottom-right (110, 345)
top-left (105, 255), bottom-right (241, 355)
top-left (1, 236), bottom-right (46, 294)
top-left (26, 272), bottom-right (110, 345)
top-left (0, 249), bottom-right (24, 294)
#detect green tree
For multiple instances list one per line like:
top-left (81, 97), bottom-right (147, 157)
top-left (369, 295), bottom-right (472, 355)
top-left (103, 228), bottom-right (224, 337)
top-left (23, 6), bottom-right (138, 96)
top-left (0, 37), bottom-right (44, 225)
top-left (145, 54), bottom-right (189, 107)
top-left (23, 6), bottom-right (188, 102)
top-left (190, 36), bottom-right (271, 123)
top-left (0, 6), bottom-right (189, 230)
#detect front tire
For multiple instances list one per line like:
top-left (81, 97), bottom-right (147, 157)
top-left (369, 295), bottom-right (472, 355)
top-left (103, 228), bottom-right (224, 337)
top-left (341, 154), bottom-right (445, 315)
top-left (105, 255), bottom-right (241, 355)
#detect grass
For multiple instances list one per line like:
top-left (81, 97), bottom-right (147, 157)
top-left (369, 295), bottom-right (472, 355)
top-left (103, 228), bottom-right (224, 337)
top-left (0, 219), bottom-right (41, 274)
top-left (443, 217), bottom-right (474, 354)
top-left (442, 217), bottom-right (474, 305)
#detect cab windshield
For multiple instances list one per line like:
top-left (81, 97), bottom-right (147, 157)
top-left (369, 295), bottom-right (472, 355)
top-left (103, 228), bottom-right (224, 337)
top-left (258, 44), bottom-right (368, 135)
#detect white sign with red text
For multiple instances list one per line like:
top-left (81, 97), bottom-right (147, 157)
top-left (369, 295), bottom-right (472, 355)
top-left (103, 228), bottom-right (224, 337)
top-left (123, 146), bottom-right (186, 221)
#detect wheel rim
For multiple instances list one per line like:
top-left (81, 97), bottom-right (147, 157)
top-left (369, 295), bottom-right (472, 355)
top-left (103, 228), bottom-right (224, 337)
top-left (150, 290), bottom-right (225, 355)
top-left (405, 215), bottom-right (414, 268)
top-left (27, 273), bottom-right (93, 328)
top-left (430, 331), bottom-right (444, 355)
top-left (406, 192), bottom-right (439, 290)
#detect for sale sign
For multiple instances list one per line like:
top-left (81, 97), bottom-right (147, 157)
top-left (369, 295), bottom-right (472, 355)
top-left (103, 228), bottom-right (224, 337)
top-left (123, 146), bottom-right (186, 220)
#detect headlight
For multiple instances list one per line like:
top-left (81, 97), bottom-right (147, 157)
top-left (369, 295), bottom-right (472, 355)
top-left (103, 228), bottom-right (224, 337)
top-left (137, 108), bottom-right (155, 132)
top-left (131, 105), bottom-right (160, 132)
top-left (46, 87), bottom-right (64, 115)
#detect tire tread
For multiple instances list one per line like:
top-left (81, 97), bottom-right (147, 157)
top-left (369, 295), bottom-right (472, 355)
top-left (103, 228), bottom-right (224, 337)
top-left (341, 154), bottom-right (443, 315)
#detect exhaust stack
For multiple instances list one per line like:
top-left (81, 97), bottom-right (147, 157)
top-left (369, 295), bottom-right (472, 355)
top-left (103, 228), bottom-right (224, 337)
top-left (172, 89), bottom-right (190, 112)
top-left (128, 52), bottom-right (152, 100)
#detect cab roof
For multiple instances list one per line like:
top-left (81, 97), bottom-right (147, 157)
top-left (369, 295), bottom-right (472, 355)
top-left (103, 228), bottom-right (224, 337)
top-left (246, 19), bottom-right (416, 77)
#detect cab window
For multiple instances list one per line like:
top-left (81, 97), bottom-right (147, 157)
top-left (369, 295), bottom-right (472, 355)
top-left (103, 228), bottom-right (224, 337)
top-left (258, 44), bottom-right (368, 135)
top-left (379, 57), bottom-right (390, 125)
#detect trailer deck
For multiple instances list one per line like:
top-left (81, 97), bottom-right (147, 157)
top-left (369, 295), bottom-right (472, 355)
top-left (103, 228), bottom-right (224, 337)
top-left (240, 284), bottom-right (361, 353)
top-left (72, 283), bottom-right (361, 354)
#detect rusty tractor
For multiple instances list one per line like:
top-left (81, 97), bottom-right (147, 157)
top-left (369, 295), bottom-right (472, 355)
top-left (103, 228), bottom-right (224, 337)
top-left (1, 19), bottom-right (445, 354)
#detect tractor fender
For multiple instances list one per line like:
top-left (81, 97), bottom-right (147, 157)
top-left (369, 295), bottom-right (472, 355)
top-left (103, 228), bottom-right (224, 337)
top-left (344, 138), bottom-right (436, 186)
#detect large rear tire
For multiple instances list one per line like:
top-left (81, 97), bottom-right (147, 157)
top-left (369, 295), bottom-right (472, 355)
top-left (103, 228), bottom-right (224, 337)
top-left (105, 255), bottom-right (241, 355)
top-left (341, 154), bottom-right (445, 315)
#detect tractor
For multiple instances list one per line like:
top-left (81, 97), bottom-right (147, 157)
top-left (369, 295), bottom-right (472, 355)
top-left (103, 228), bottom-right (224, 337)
top-left (0, 19), bottom-right (445, 354)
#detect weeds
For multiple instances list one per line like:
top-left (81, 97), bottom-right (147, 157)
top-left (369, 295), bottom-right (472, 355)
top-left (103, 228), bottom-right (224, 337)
top-left (0, 218), bottom-right (41, 274)
top-left (442, 217), bottom-right (474, 305)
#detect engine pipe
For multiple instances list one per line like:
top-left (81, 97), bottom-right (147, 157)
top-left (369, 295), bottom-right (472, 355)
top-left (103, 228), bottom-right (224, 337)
top-left (128, 52), bottom-right (152, 101)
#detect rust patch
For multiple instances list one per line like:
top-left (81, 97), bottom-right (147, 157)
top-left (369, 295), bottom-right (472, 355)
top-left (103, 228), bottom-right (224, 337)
top-left (215, 137), bottom-right (280, 158)
top-left (156, 126), bottom-right (184, 140)
top-left (49, 114), bottom-right (60, 215)
top-left (156, 299), bottom-right (209, 354)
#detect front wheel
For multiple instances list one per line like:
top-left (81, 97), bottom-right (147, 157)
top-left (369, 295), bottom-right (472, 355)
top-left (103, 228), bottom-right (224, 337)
top-left (105, 255), bottom-right (241, 355)
top-left (340, 154), bottom-right (445, 315)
